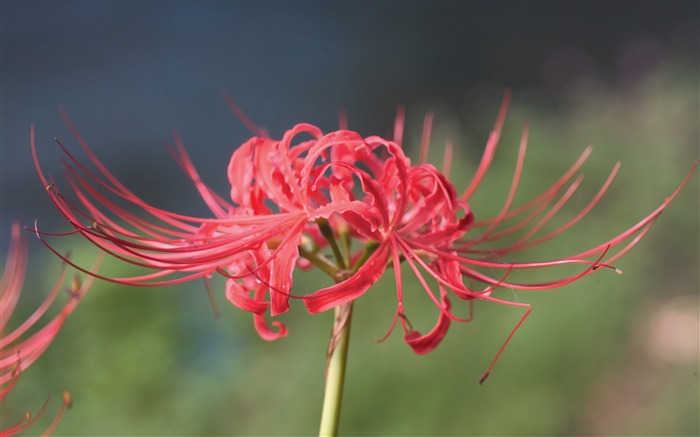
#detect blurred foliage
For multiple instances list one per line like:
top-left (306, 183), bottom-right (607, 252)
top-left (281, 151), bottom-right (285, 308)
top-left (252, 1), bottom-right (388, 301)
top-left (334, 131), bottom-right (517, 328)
top-left (5, 60), bottom-right (698, 436)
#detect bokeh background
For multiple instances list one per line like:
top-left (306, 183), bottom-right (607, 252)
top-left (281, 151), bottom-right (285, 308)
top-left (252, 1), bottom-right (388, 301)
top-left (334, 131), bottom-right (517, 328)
top-left (1, 1), bottom-right (698, 436)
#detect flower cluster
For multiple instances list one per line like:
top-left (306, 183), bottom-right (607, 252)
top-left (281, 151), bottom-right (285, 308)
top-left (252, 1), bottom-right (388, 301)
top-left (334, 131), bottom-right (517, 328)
top-left (1, 222), bottom-right (94, 435)
top-left (31, 95), bottom-right (695, 381)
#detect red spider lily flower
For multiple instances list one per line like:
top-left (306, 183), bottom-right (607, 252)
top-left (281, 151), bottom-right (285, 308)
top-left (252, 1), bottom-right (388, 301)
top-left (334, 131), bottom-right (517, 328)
top-left (1, 222), bottom-right (95, 436)
top-left (32, 95), bottom-right (696, 381)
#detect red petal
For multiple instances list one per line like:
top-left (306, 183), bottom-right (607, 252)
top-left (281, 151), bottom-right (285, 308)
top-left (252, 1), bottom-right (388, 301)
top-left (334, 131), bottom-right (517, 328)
top-left (304, 242), bottom-right (390, 314)
top-left (225, 279), bottom-right (268, 315)
top-left (269, 240), bottom-right (299, 316)
top-left (253, 314), bottom-right (287, 341)
top-left (404, 292), bottom-right (452, 354)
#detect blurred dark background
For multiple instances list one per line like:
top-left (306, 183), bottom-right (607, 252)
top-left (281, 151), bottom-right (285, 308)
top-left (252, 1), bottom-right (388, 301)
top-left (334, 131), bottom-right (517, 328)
top-left (1, 1), bottom-right (698, 436)
top-left (3, 0), bottom-right (698, 230)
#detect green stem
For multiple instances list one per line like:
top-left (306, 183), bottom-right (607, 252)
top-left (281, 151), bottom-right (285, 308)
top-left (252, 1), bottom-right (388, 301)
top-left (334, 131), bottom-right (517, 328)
top-left (298, 237), bottom-right (338, 278)
top-left (319, 301), bottom-right (353, 437)
top-left (316, 218), bottom-right (346, 269)
top-left (317, 240), bottom-right (378, 437)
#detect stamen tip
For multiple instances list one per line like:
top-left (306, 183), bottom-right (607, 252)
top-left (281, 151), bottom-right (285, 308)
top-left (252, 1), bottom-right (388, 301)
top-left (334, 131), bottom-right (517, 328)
top-left (478, 372), bottom-right (490, 385)
top-left (63, 390), bottom-right (73, 409)
top-left (615, 268), bottom-right (623, 275)
top-left (71, 275), bottom-right (81, 292)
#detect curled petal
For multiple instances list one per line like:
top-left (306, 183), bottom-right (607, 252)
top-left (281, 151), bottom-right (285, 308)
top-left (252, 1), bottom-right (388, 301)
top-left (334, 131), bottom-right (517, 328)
top-left (253, 314), bottom-right (288, 341)
top-left (225, 279), bottom-right (268, 315)
top-left (252, 277), bottom-right (287, 341)
top-left (405, 292), bottom-right (452, 355)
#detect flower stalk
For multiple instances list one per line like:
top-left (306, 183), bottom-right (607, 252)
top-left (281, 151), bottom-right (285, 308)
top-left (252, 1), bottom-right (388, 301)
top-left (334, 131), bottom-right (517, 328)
top-left (319, 301), bottom-right (353, 437)
top-left (317, 239), bottom-right (382, 436)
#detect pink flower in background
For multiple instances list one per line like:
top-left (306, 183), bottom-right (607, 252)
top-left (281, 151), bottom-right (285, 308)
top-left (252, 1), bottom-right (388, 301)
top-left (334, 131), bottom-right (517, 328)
top-left (32, 95), bottom-right (696, 381)
top-left (1, 222), bottom-right (94, 436)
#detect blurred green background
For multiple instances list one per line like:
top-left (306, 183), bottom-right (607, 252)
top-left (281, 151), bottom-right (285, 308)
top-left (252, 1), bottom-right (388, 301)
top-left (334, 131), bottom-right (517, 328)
top-left (2, 1), bottom-right (698, 436)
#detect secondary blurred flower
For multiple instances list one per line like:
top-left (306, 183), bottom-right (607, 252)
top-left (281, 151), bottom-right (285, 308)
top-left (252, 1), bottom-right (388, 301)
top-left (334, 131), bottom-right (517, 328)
top-left (1, 222), bottom-right (94, 436)
top-left (31, 95), bottom-right (695, 381)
